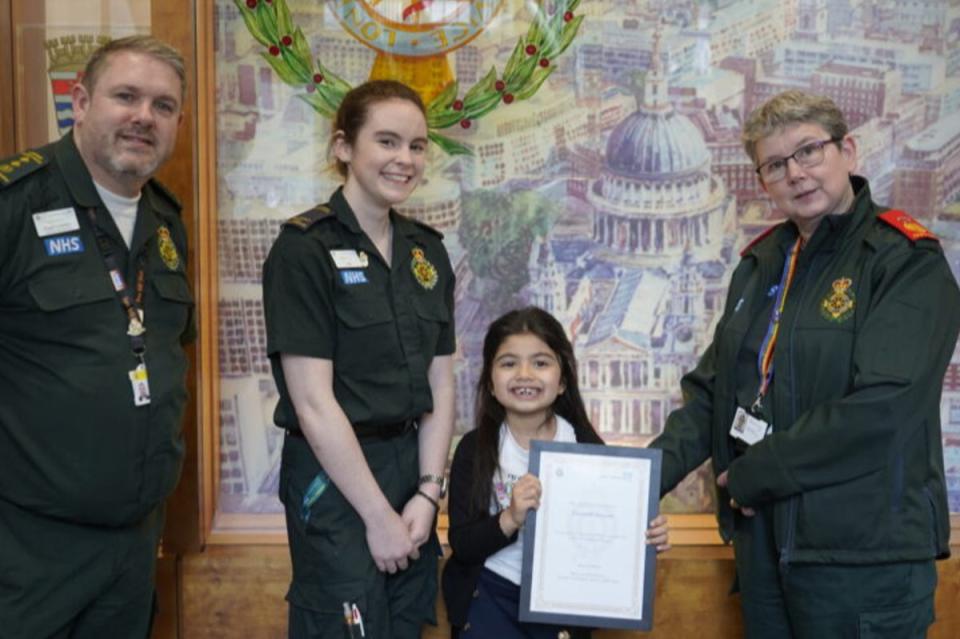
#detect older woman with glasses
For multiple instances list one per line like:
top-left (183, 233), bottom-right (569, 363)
top-left (650, 90), bottom-right (960, 638)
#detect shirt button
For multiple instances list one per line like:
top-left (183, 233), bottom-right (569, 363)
top-left (463, 622), bottom-right (471, 631)
top-left (558, 631), bottom-right (570, 639)
top-left (472, 589), bottom-right (480, 598)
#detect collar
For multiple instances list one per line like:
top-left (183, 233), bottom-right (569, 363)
top-left (329, 186), bottom-right (427, 242)
top-left (797, 175), bottom-right (871, 253)
top-left (744, 175), bottom-right (873, 261)
top-left (53, 131), bottom-right (102, 208)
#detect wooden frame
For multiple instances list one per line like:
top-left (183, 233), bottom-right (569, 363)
top-left (184, 0), bottom-right (960, 550)
top-left (187, 0), bottom-right (730, 546)
top-left (0, 0), bottom-right (15, 157)
top-left (8, 0), bottom-right (47, 150)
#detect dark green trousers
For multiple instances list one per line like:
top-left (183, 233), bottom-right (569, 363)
top-left (733, 506), bottom-right (936, 639)
top-left (281, 429), bottom-right (440, 639)
top-left (0, 496), bottom-right (163, 639)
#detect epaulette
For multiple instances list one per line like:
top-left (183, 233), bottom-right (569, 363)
top-left (283, 205), bottom-right (333, 231)
top-left (0, 149), bottom-right (47, 189)
top-left (739, 223), bottom-right (782, 257)
top-left (877, 209), bottom-right (937, 243)
top-left (147, 178), bottom-right (182, 211)
top-left (409, 217), bottom-right (444, 240)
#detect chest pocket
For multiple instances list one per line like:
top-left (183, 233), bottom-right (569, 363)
top-left (333, 288), bottom-right (395, 369)
top-left (414, 296), bottom-right (450, 356)
top-left (791, 279), bottom-right (858, 402)
top-left (28, 274), bottom-right (114, 311)
top-left (151, 272), bottom-right (194, 338)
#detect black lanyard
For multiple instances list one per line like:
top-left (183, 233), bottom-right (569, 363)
top-left (85, 207), bottom-right (148, 359)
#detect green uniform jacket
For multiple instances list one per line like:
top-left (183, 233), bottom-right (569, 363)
top-left (651, 176), bottom-right (960, 564)
top-left (0, 133), bottom-right (195, 527)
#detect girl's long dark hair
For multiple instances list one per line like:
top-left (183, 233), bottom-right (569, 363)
top-left (469, 306), bottom-right (603, 517)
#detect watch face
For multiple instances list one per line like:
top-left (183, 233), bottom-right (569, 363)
top-left (419, 473), bottom-right (447, 497)
top-left (329, 0), bottom-right (505, 57)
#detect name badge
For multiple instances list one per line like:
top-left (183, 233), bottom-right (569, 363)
top-left (329, 249), bottom-right (368, 269)
top-left (340, 269), bottom-right (368, 285)
top-left (33, 207), bottom-right (80, 237)
top-left (729, 406), bottom-right (770, 446)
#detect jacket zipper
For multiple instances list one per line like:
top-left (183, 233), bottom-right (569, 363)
top-left (779, 251), bottom-right (822, 572)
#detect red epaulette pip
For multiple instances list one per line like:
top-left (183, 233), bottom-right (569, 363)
top-left (877, 209), bottom-right (937, 242)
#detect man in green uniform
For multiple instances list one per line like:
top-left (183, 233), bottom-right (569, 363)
top-left (651, 91), bottom-right (960, 637)
top-left (0, 36), bottom-right (193, 638)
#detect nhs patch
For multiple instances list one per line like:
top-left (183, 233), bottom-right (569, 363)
top-left (44, 235), bottom-right (84, 256)
top-left (340, 269), bottom-right (368, 285)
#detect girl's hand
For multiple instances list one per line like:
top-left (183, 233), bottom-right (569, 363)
top-left (646, 514), bottom-right (671, 553)
top-left (499, 474), bottom-right (541, 536)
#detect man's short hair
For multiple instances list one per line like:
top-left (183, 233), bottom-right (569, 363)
top-left (741, 91), bottom-right (848, 164)
top-left (82, 35), bottom-right (186, 103)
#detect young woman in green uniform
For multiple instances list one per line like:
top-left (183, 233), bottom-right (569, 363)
top-left (263, 80), bottom-right (456, 639)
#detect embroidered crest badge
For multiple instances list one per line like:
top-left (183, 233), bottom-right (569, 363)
top-left (410, 247), bottom-right (438, 290)
top-left (821, 278), bottom-right (855, 322)
top-left (157, 226), bottom-right (180, 271)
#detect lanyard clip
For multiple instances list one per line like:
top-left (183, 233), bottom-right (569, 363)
top-left (751, 394), bottom-right (764, 415)
top-left (127, 316), bottom-right (145, 337)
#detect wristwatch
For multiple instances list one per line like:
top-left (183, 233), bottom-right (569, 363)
top-left (418, 473), bottom-right (447, 498)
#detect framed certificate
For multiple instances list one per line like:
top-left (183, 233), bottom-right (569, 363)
top-left (519, 441), bottom-right (662, 630)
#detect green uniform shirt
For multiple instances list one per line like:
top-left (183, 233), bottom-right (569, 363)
top-left (0, 133), bottom-right (195, 527)
top-left (263, 187), bottom-right (455, 431)
top-left (652, 176), bottom-right (960, 564)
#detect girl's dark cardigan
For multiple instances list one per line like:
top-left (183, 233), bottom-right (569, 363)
top-left (441, 425), bottom-right (601, 638)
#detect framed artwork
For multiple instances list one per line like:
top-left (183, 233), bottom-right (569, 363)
top-left (188, 0), bottom-right (960, 544)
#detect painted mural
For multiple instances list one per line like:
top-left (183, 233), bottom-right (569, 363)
top-left (214, 0), bottom-right (960, 517)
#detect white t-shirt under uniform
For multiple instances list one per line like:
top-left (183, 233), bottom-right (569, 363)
top-left (483, 415), bottom-right (577, 585)
top-left (95, 181), bottom-right (140, 248)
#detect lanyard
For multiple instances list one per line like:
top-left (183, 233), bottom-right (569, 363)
top-left (753, 236), bottom-right (803, 412)
top-left (85, 207), bottom-right (148, 359)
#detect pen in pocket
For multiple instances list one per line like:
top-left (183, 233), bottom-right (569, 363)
top-left (301, 469), bottom-right (330, 522)
top-left (342, 601), bottom-right (365, 638)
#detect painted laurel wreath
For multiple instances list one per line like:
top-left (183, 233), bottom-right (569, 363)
top-left (234, 0), bottom-right (584, 156)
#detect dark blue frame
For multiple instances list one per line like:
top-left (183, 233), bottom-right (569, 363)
top-left (518, 441), bottom-right (662, 631)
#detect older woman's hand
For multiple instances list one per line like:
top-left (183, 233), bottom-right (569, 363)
top-left (716, 470), bottom-right (756, 517)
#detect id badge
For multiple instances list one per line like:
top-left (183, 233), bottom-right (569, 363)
top-left (129, 363), bottom-right (151, 406)
top-left (729, 406), bottom-right (769, 446)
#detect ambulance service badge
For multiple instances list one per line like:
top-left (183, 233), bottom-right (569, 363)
top-left (821, 277), bottom-right (855, 322)
top-left (157, 226), bottom-right (181, 271)
top-left (411, 247), bottom-right (438, 290)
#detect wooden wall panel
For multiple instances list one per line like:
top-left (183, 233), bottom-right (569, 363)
top-left (152, 553), bottom-right (179, 639)
top-left (152, 0), bottom-right (204, 555)
top-left (0, 0), bottom-right (14, 157)
top-left (10, 0), bottom-right (47, 148)
top-left (176, 545), bottom-right (959, 638)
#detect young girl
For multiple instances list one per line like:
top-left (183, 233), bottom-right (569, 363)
top-left (263, 80), bottom-right (455, 638)
top-left (442, 307), bottom-right (670, 638)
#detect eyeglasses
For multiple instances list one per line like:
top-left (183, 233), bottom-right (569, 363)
top-left (755, 137), bottom-right (843, 183)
